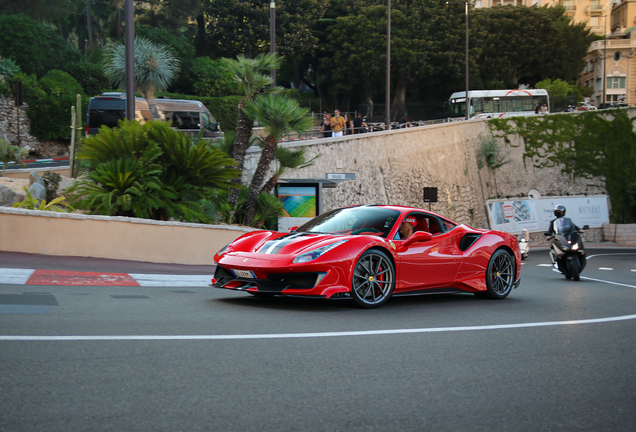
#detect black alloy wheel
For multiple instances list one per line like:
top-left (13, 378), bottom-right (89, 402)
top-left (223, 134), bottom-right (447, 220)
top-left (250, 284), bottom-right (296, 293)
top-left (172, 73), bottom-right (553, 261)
top-left (476, 249), bottom-right (515, 299)
top-left (351, 249), bottom-right (395, 308)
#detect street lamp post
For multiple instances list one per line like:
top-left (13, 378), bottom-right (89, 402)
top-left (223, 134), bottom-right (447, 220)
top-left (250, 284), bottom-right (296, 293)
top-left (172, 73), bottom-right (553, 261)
top-left (270, 1), bottom-right (276, 88)
top-left (602, 15), bottom-right (607, 106)
top-left (125, 0), bottom-right (135, 121)
top-left (447, 1), bottom-right (469, 121)
top-left (385, 0), bottom-right (391, 130)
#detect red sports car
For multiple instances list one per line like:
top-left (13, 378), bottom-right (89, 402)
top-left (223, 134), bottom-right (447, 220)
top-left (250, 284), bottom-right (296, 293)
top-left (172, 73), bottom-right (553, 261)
top-left (211, 205), bottom-right (521, 308)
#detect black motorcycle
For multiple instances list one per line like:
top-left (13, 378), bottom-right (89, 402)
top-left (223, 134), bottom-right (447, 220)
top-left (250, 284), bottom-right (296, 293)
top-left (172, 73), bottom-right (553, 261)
top-left (544, 217), bottom-right (589, 281)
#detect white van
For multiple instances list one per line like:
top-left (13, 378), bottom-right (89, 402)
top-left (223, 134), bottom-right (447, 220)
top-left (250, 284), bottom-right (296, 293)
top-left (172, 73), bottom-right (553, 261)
top-left (86, 92), bottom-right (222, 139)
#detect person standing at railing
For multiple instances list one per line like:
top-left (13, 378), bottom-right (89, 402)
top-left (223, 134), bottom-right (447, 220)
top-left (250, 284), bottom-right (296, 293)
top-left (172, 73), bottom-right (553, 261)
top-left (321, 114), bottom-right (332, 138)
top-left (344, 113), bottom-right (352, 135)
top-left (352, 113), bottom-right (367, 134)
top-left (331, 110), bottom-right (346, 137)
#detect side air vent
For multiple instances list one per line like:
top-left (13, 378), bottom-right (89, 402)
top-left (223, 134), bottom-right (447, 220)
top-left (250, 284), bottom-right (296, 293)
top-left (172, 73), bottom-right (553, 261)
top-left (459, 234), bottom-right (482, 252)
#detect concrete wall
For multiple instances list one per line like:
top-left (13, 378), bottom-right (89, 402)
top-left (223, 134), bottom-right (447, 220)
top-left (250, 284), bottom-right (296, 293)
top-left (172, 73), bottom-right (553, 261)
top-left (244, 119), bottom-right (605, 233)
top-left (0, 207), bottom-right (255, 265)
top-left (603, 223), bottom-right (636, 246)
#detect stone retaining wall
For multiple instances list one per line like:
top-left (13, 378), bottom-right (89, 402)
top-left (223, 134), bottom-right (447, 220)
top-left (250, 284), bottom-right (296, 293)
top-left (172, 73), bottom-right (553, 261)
top-left (603, 223), bottom-right (636, 246)
top-left (244, 120), bottom-right (605, 233)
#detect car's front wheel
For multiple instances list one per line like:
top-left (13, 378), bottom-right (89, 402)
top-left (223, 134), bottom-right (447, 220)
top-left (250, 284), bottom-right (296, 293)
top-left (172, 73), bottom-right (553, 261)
top-left (351, 249), bottom-right (395, 308)
top-left (476, 249), bottom-right (515, 299)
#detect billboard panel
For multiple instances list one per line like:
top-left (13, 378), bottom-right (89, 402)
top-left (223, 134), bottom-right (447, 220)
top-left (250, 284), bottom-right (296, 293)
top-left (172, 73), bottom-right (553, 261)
top-left (487, 195), bottom-right (609, 234)
top-left (277, 185), bottom-right (318, 232)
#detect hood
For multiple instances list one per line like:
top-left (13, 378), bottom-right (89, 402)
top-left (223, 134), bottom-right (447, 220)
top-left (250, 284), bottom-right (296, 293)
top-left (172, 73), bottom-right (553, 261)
top-left (254, 232), bottom-right (347, 255)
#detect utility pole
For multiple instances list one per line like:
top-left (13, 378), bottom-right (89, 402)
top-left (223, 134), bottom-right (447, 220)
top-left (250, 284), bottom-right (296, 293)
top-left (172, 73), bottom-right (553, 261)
top-left (385, 0), bottom-right (391, 130)
top-left (125, 0), bottom-right (135, 121)
top-left (270, 1), bottom-right (276, 88)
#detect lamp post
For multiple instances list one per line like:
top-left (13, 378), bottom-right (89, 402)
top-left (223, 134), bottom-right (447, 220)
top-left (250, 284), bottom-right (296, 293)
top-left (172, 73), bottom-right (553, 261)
top-left (602, 15), bottom-right (607, 106)
top-left (447, 1), bottom-right (469, 121)
top-left (125, 0), bottom-right (135, 121)
top-left (385, 0), bottom-right (391, 130)
top-left (270, 1), bottom-right (276, 88)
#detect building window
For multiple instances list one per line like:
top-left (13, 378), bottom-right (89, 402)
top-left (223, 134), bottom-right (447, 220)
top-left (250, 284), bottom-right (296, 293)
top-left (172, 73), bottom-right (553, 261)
top-left (607, 77), bottom-right (626, 89)
top-left (591, 16), bottom-right (599, 27)
top-left (596, 78), bottom-right (602, 91)
top-left (613, 52), bottom-right (622, 62)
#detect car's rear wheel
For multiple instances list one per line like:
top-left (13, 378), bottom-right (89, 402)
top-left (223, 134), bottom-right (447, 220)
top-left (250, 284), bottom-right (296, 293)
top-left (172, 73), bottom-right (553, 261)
top-left (351, 249), bottom-right (395, 308)
top-left (476, 249), bottom-right (515, 299)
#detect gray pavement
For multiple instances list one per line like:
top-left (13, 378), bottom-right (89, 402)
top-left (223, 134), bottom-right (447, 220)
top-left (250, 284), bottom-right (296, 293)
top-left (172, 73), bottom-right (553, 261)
top-left (1, 248), bottom-right (636, 431)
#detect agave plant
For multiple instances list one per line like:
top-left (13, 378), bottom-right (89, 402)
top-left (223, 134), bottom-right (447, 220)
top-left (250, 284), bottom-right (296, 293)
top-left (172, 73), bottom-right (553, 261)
top-left (0, 58), bottom-right (21, 80)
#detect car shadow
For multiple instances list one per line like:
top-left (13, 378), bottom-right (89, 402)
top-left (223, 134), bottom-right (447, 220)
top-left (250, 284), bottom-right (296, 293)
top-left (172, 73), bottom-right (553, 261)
top-left (213, 292), bottom-right (520, 312)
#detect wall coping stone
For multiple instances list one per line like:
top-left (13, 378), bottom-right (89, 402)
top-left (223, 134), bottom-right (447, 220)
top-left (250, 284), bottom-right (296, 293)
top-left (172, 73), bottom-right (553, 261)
top-left (0, 206), bottom-right (257, 233)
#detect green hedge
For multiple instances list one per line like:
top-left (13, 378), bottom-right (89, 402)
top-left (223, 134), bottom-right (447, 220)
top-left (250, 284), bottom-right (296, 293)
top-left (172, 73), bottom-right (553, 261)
top-left (160, 93), bottom-right (241, 133)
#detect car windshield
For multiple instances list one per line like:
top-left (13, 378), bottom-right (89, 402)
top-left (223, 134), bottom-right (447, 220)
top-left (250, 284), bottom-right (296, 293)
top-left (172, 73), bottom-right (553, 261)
top-left (296, 206), bottom-right (401, 237)
top-left (554, 217), bottom-right (577, 235)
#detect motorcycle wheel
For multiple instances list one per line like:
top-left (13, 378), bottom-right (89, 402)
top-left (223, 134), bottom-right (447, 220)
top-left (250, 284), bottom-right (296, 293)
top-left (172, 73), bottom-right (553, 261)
top-left (569, 257), bottom-right (580, 281)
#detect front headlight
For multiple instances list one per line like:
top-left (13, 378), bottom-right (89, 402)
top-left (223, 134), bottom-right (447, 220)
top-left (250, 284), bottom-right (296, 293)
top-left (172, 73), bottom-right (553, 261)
top-left (572, 243), bottom-right (579, 251)
top-left (293, 240), bottom-right (349, 264)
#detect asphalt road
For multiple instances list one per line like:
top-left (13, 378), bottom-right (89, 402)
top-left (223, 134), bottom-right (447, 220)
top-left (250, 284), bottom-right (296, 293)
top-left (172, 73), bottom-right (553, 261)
top-left (1, 248), bottom-right (635, 431)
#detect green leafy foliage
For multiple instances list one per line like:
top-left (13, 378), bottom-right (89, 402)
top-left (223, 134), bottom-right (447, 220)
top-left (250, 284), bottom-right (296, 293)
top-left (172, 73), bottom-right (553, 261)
top-left (476, 135), bottom-right (511, 170)
top-left (0, 58), bottom-right (21, 80)
top-left (0, 14), bottom-right (54, 77)
top-left (19, 70), bottom-right (86, 141)
top-left (488, 110), bottom-right (636, 223)
top-left (13, 187), bottom-right (74, 212)
top-left (190, 57), bottom-right (237, 97)
top-left (67, 119), bottom-right (240, 222)
top-left (61, 59), bottom-right (110, 97)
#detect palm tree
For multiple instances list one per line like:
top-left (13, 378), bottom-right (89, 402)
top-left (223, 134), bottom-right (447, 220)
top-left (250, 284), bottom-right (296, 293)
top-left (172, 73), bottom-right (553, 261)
top-left (259, 146), bottom-right (320, 195)
top-left (221, 53), bottom-right (281, 205)
top-left (103, 37), bottom-right (180, 119)
top-left (241, 95), bottom-right (313, 226)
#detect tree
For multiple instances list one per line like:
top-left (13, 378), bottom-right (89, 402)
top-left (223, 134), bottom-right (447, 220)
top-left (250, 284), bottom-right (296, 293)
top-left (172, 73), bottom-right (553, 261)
top-left (470, 6), bottom-right (594, 88)
top-left (221, 53), bottom-right (281, 205)
top-left (241, 94), bottom-right (313, 226)
top-left (207, 0), bottom-right (327, 59)
top-left (488, 110), bottom-right (636, 223)
top-left (104, 37), bottom-right (180, 119)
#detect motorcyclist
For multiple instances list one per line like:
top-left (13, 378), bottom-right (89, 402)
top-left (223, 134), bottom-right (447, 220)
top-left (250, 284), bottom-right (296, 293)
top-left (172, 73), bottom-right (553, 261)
top-left (546, 205), bottom-right (581, 236)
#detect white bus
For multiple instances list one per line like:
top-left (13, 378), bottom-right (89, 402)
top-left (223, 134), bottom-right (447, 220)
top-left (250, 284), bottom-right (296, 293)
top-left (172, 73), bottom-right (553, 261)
top-left (448, 89), bottom-right (550, 120)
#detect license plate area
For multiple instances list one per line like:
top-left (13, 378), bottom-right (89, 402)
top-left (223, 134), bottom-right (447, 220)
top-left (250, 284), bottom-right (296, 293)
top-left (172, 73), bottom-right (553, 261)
top-left (231, 269), bottom-right (256, 279)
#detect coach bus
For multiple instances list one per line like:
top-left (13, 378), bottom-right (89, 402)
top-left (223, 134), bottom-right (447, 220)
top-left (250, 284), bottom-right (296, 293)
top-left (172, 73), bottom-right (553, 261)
top-left (448, 89), bottom-right (550, 120)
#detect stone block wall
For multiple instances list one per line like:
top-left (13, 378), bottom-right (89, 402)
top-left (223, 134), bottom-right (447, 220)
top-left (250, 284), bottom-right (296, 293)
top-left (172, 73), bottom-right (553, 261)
top-left (243, 120), bottom-right (605, 232)
top-left (0, 97), bottom-right (69, 158)
top-left (603, 223), bottom-right (636, 245)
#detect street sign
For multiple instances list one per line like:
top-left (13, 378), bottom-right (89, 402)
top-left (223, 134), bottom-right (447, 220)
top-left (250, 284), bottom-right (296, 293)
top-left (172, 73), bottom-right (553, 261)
top-left (326, 173), bottom-right (355, 180)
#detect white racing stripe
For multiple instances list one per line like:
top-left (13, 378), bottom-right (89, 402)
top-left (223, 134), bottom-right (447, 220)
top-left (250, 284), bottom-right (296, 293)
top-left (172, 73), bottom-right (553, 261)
top-left (0, 268), bottom-right (35, 285)
top-left (3, 313), bottom-right (636, 341)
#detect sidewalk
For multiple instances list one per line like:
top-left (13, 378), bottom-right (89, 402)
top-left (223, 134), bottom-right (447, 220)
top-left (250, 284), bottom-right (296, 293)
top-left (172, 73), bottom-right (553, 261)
top-left (0, 251), bottom-right (215, 287)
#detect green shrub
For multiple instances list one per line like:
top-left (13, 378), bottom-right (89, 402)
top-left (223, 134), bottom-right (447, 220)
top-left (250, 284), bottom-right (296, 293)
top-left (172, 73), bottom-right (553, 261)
top-left (21, 70), bottom-right (86, 140)
top-left (62, 60), bottom-right (110, 97)
top-left (191, 57), bottom-right (237, 97)
top-left (13, 187), bottom-right (74, 212)
top-left (67, 119), bottom-right (240, 222)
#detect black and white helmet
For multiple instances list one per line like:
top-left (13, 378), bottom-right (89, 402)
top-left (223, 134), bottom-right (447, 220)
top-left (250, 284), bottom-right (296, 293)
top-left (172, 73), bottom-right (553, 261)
top-left (554, 204), bottom-right (566, 218)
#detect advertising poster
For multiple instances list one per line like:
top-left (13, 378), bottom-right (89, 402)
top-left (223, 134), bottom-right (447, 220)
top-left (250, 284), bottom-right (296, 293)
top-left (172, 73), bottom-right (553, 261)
top-left (277, 186), bottom-right (318, 232)
top-left (487, 195), bottom-right (609, 234)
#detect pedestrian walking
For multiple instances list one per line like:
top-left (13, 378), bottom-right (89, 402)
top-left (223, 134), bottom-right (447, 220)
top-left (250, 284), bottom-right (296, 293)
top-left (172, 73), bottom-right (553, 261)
top-left (321, 114), bottom-right (332, 138)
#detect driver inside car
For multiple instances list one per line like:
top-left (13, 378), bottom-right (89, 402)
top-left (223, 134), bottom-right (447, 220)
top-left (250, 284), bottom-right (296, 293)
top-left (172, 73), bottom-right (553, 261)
top-left (395, 217), bottom-right (417, 240)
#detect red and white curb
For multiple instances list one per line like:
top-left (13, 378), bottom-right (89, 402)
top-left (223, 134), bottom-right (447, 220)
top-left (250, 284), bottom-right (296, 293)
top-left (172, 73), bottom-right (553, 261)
top-left (0, 269), bottom-right (212, 287)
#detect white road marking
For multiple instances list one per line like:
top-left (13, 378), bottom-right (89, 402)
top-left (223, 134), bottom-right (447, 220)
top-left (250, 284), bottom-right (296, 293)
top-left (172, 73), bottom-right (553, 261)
top-left (0, 268), bottom-right (35, 285)
top-left (3, 313), bottom-right (636, 341)
top-left (587, 252), bottom-right (636, 260)
top-left (128, 274), bottom-right (213, 287)
top-left (537, 264), bottom-right (553, 267)
top-left (598, 267), bottom-right (613, 271)
top-left (580, 276), bottom-right (636, 289)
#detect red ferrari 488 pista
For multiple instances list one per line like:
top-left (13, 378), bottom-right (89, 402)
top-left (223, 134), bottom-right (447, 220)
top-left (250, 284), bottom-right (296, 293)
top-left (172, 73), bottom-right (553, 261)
top-left (211, 205), bottom-right (521, 308)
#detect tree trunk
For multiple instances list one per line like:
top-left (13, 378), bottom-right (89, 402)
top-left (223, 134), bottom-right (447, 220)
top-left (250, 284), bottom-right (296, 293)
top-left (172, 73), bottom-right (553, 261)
top-left (195, 14), bottom-right (207, 57)
top-left (391, 72), bottom-right (410, 122)
top-left (259, 173), bottom-right (280, 195)
top-left (86, 0), bottom-right (93, 52)
top-left (293, 59), bottom-right (301, 90)
top-left (228, 98), bottom-right (255, 206)
top-left (141, 86), bottom-right (160, 120)
top-left (244, 135), bottom-right (277, 227)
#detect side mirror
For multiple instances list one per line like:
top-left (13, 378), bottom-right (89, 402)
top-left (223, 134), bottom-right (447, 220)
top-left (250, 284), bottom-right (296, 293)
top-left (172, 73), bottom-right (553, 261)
top-left (583, 225), bottom-right (590, 230)
top-left (543, 231), bottom-right (551, 236)
top-left (402, 231), bottom-right (433, 248)
top-left (288, 226), bottom-right (299, 232)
